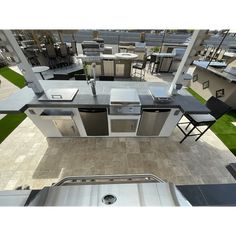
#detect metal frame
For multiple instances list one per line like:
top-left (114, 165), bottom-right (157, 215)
top-left (206, 30), bottom-right (229, 68)
top-left (177, 118), bottom-right (215, 143)
top-left (53, 174), bottom-right (165, 186)
top-left (132, 56), bottom-right (147, 80)
top-left (132, 66), bottom-right (146, 80)
top-left (168, 30), bottom-right (209, 95)
top-left (1, 30), bottom-right (44, 94)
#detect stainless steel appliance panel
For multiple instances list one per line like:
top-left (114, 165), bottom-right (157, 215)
top-left (110, 119), bottom-right (138, 132)
top-left (137, 109), bottom-right (171, 136)
top-left (53, 118), bottom-right (79, 136)
top-left (40, 110), bottom-right (80, 136)
top-left (159, 57), bottom-right (173, 72)
top-left (110, 88), bottom-right (140, 105)
top-left (103, 59), bottom-right (114, 76)
top-left (109, 105), bottom-right (141, 115)
top-left (28, 183), bottom-right (190, 206)
top-left (79, 108), bottom-right (108, 136)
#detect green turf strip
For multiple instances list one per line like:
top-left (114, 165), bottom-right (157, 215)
top-left (0, 67), bottom-right (26, 143)
top-left (0, 67), bottom-right (26, 88)
top-left (0, 113), bottom-right (27, 143)
top-left (186, 87), bottom-right (236, 156)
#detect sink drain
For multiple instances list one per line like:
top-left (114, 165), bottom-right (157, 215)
top-left (102, 194), bottom-right (117, 205)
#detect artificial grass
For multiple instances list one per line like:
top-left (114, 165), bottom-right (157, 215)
top-left (0, 113), bottom-right (26, 143)
top-left (0, 67), bottom-right (26, 88)
top-left (0, 66), bottom-right (27, 143)
top-left (186, 87), bottom-right (236, 156)
top-left (186, 87), bottom-right (206, 104)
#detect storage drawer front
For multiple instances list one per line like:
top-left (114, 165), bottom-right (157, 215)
top-left (110, 119), bottom-right (138, 132)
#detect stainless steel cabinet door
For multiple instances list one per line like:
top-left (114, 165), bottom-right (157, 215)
top-left (53, 118), bottom-right (80, 136)
top-left (110, 119), bottom-right (138, 132)
top-left (103, 60), bottom-right (114, 76)
top-left (137, 109), bottom-right (170, 136)
top-left (79, 108), bottom-right (108, 136)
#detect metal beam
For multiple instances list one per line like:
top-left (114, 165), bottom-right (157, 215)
top-left (2, 30), bottom-right (44, 95)
top-left (168, 30), bottom-right (208, 95)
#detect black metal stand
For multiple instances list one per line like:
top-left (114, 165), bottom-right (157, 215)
top-left (177, 120), bottom-right (215, 143)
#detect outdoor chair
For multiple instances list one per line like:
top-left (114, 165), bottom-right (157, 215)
top-left (177, 96), bottom-right (231, 143)
top-left (71, 41), bottom-right (78, 55)
top-left (134, 47), bottom-right (146, 62)
top-left (201, 47), bottom-right (212, 60)
top-left (217, 49), bottom-right (226, 61)
top-left (147, 54), bottom-right (159, 74)
top-left (23, 48), bottom-right (40, 66)
top-left (59, 43), bottom-right (70, 67)
top-left (132, 56), bottom-right (147, 80)
top-left (46, 44), bottom-right (58, 69)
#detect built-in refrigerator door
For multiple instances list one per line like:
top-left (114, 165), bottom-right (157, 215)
top-left (53, 118), bottom-right (80, 136)
top-left (79, 108), bottom-right (108, 136)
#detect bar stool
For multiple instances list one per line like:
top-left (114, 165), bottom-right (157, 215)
top-left (177, 96), bottom-right (231, 143)
top-left (147, 54), bottom-right (159, 74)
top-left (132, 56), bottom-right (148, 80)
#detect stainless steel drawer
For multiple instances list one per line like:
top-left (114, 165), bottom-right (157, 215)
top-left (109, 106), bottom-right (141, 115)
top-left (110, 119), bottom-right (138, 132)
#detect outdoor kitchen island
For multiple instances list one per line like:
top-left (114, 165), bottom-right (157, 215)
top-left (0, 80), bottom-right (209, 138)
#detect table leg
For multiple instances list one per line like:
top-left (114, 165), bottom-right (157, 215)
top-left (39, 72), bottom-right (45, 80)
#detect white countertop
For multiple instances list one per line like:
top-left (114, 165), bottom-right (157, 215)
top-left (152, 52), bottom-right (176, 58)
top-left (32, 66), bottom-right (49, 73)
top-left (77, 53), bottom-right (138, 60)
top-left (114, 53), bottom-right (138, 60)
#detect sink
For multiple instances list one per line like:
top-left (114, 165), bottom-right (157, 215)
top-left (115, 53), bottom-right (138, 60)
top-left (38, 88), bottom-right (78, 101)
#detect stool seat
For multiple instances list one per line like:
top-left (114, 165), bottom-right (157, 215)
top-left (188, 114), bottom-right (216, 123)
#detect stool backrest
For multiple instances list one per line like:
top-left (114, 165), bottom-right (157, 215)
top-left (60, 44), bottom-right (68, 57)
top-left (206, 96), bottom-right (231, 119)
top-left (46, 44), bottom-right (56, 58)
top-left (150, 54), bottom-right (157, 63)
top-left (71, 41), bottom-right (77, 55)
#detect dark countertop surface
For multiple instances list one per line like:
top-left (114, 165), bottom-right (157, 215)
top-left (193, 60), bottom-right (236, 83)
top-left (177, 183), bottom-right (236, 206)
top-left (0, 80), bottom-right (210, 114)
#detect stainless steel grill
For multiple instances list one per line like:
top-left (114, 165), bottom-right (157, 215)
top-left (26, 174), bottom-right (191, 206)
top-left (109, 88), bottom-right (141, 115)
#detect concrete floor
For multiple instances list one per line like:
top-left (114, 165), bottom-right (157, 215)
top-left (0, 116), bottom-right (235, 190)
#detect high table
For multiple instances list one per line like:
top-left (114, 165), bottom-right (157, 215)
top-left (32, 66), bottom-right (49, 80)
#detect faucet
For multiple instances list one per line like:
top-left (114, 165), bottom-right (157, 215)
top-left (87, 62), bottom-right (97, 96)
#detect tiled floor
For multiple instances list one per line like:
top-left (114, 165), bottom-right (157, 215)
top-left (0, 65), bottom-right (235, 191)
top-left (0, 116), bottom-right (235, 190)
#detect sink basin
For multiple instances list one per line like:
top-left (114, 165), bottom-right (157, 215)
top-left (38, 88), bottom-right (78, 101)
top-left (115, 53), bottom-right (138, 60)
